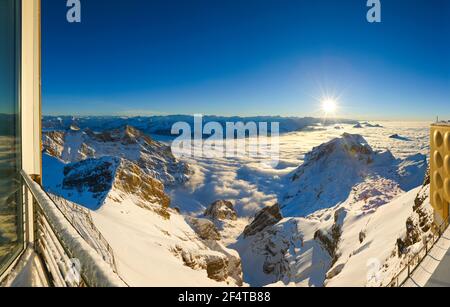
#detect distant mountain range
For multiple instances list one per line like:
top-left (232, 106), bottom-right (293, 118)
top-left (42, 115), bottom-right (359, 136)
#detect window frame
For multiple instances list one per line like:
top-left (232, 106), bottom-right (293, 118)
top-left (0, 0), bottom-right (24, 280)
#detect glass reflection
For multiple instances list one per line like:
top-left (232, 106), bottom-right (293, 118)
top-left (0, 0), bottom-right (22, 274)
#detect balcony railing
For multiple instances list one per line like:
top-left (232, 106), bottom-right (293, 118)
top-left (46, 193), bottom-right (118, 274)
top-left (20, 170), bottom-right (126, 287)
top-left (387, 216), bottom-right (450, 287)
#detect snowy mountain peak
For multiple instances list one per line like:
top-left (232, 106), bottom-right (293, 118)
top-left (84, 125), bottom-right (155, 146)
top-left (283, 133), bottom-right (426, 217)
top-left (62, 156), bottom-right (119, 200)
top-left (43, 125), bottom-right (190, 186)
top-left (47, 155), bottom-right (171, 216)
top-left (69, 124), bottom-right (80, 131)
top-left (204, 200), bottom-right (238, 221)
top-left (235, 133), bottom-right (427, 287)
top-left (300, 133), bottom-right (374, 169)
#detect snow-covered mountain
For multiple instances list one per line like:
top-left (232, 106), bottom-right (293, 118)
top-left (42, 123), bottom-right (430, 287)
top-left (42, 126), bottom-right (243, 286)
top-left (43, 125), bottom-right (189, 186)
top-left (42, 115), bottom-right (359, 136)
top-left (233, 133), bottom-right (428, 287)
top-left (282, 133), bottom-right (427, 217)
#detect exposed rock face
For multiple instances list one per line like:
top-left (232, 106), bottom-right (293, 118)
top-left (396, 168), bottom-right (433, 256)
top-left (57, 156), bottom-right (171, 217)
top-left (243, 204), bottom-right (283, 238)
top-left (43, 125), bottom-right (190, 186)
top-left (188, 217), bottom-right (221, 241)
top-left (314, 208), bottom-right (345, 265)
top-left (113, 159), bottom-right (171, 219)
top-left (238, 219), bottom-right (306, 286)
top-left (206, 257), bottom-right (228, 282)
top-left (389, 134), bottom-right (410, 141)
top-left (182, 214), bottom-right (245, 284)
top-left (171, 241), bottom-right (244, 286)
top-left (42, 130), bottom-right (65, 157)
top-left (204, 200), bottom-right (238, 221)
top-left (63, 157), bottom-right (117, 196)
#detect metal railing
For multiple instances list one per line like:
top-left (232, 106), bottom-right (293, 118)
top-left (21, 170), bottom-right (126, 287)
top-left (47, 193), bottom-right (118, 274)
top-left (387, 217), bottom-right (450, 287)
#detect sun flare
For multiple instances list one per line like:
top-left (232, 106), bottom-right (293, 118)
top-left (321, 99), bottom-right (337, 113)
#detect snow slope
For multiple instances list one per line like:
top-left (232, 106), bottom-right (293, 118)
top-left (43, 127), bottom-right (244, 287)
top-left (282, 133), bottom-right (427, 217)
top-left (235, 185), bottom-right (425, 287)
top-left (325, 186), bottom-right (421, 287)
top-left (42, 119), bottom-right (432, 287)
top-left (91, 194), bottom-right (243, 286)
top-left (233, 133), bottom-right (427, 287)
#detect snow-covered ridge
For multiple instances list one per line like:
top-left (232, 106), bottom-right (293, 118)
top-left (43, 125), bottom-right (190, 186)
top-left (41, 123), bottom-right (431, 287)
top-left (44, 154), bottom-right (171, 215)
top-left (234, 133), bottom-right (428, 287)
top-left (42, 126), bottom-right (245, 286)
top-left (282, 133), bottom-right (427, 217)
top-left (42, 124), bottom-right (191, 214)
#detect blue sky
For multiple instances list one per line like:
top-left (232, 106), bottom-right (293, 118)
top-left (42, 0), bottom-right (449, 120)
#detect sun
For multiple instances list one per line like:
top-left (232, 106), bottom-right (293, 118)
top-left (321, 98), bottom-right (337, 113)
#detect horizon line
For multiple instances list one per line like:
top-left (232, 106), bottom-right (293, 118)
top-left (40, 113), bottom-right (437, 123)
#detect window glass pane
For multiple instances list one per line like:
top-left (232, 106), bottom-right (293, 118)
top-left (0, 0), bottom-right (22, 275)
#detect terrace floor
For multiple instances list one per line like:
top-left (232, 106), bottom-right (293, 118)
top-left (2, 248), bottom-right (49, 287)
top-left (403, 226), bottom-right (450, 287)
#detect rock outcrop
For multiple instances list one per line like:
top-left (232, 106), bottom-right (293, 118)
top-left (171, 240), bottom-right (243, 286)
top-left (204, 200), bottom-right (238, 221)
top-left (396, 168), bottom-right (433, 256)
top-left (243, 204), bottom-right (283, 237)
top-left (59, 156), bottom-right (171, 217)
top-left (62, 157), bottom-right (118, 196)
top-left (314, 208), bottom-right (345, 265)
top-left (187, 217), bottom-right (221, 241)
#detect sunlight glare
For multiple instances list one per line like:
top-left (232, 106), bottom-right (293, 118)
top-left (321, 99), bottom-right (337, 113)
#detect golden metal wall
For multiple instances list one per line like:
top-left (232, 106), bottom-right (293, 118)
top-left (430, 124), bottom-right (450, 224)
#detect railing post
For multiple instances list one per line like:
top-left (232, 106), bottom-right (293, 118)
top-left (24, 183), bottom-right (30, 243)
top-left (33, 198), bottom-right (38, 248)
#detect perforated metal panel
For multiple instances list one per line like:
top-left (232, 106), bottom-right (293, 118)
top-left (430, 124), bottom-right (450, 224)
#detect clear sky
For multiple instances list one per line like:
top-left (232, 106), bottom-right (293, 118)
top-left (42, 0), bottom-right (449, 120)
